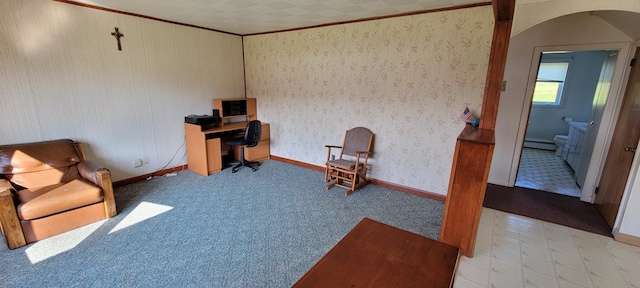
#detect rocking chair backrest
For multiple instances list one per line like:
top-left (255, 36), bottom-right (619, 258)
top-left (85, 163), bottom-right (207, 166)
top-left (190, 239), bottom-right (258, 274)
top-left (341, 127), bottom-right (373, 158)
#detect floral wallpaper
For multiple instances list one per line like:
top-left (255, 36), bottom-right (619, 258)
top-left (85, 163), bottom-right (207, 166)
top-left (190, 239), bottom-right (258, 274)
top-left (244, 6), bottom-right (493, 195)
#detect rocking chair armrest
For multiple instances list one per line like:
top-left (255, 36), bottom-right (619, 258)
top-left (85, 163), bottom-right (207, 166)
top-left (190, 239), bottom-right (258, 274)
top-left (326, 145), bottom-right (342, 161)
top-left (355, 151), bottom-right (370, 160)
top-left (353, 151), bottom-right (371, 168)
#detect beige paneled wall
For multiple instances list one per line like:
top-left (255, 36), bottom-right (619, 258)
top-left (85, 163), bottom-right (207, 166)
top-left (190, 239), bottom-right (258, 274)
top-left (244, 6), bottom-right (494, 195)
top-left (0, 0), bottom-right (245, 181)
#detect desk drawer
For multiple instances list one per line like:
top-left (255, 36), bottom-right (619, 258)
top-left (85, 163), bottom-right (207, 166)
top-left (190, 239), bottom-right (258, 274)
top-left (260, 123), bottom-right (270, 140)
top-left (241, 140), bottom-right (270, 161)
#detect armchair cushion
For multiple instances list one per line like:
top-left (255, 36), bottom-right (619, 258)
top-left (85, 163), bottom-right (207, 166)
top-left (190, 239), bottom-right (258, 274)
top-left (16, 179), bottom-right (103, 221)
top-left (7, 167), bottom-right (81, 190)
top-left (0, 139), bottom-right (83, 188)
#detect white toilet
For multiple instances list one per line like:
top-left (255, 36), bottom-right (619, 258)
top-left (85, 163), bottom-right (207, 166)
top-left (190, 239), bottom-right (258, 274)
top-left (553, 135), bottom-right (568, 156)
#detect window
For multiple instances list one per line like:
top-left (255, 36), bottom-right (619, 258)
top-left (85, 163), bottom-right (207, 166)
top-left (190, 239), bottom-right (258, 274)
top-left (532, 62), bottom-right (569, 106)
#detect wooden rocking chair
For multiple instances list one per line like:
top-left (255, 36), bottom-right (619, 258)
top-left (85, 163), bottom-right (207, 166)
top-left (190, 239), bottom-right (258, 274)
top-left (324, 127), bottom-right (373, 196)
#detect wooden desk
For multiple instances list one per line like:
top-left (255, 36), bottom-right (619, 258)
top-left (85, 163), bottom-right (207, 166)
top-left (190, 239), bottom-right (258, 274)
top-left (293, 218), bottom-right (460, 288)
top-left (184, 122), bottom-right (270, 176)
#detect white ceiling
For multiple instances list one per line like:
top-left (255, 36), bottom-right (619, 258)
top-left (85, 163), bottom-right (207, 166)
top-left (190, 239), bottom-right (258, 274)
top-left (67, 0), bottom-right (491, 35)
top-left (591, 11), bottom-right (640, 42)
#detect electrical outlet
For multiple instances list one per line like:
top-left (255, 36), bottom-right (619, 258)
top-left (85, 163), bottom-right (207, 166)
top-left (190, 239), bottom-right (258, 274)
top-left (143, 156), bottom-right (150, 165)
top-left (133, 158), bottom-right (143, 168)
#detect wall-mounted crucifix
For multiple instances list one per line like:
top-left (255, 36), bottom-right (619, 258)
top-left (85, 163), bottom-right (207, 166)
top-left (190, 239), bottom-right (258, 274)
top-left (111, 27), bottom-right (124, 51)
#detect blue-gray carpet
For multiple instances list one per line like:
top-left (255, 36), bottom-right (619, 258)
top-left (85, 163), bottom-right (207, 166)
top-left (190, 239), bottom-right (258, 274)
top-left (0, 160), bottom-right (444, 287)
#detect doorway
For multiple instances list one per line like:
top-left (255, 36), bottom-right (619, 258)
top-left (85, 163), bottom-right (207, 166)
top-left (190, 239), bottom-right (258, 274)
top-left (509, 42), bottom-right (632, 204)
top-left (515, 49), bottom-right (618, 198)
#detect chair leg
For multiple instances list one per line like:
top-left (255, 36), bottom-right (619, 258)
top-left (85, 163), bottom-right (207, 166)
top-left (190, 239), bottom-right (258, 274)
top-left (345, 173), bottom-right (357, 196)
top-left (324, 166), bottom-right (330, 183)
top-left (325, 168), bottom-right (369, 196)
top-left (325, 168), bottom-right (337, 189)
top-left (231, 146), bottom-right (261, 173)
top-left (346, 175), bottom-right (368, 196)
top-left (325, 166), bottom-right (337, 183)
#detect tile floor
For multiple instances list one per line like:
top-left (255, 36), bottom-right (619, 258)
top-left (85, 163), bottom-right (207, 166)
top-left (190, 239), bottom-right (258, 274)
top-left (516, 148), bottom-right (582, 197)
top-left (454, 208), bottom-right (640, 288)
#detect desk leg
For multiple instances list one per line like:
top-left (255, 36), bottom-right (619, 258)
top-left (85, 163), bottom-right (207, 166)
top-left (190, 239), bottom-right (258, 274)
top-left (185, 129), bottom-right (208, 176)
top-left (206, 138), bottom-right (222, 174)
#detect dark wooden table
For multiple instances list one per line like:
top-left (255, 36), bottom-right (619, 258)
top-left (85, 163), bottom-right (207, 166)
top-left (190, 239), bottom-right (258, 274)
top-left (293, 218), bottom-right (460, 288)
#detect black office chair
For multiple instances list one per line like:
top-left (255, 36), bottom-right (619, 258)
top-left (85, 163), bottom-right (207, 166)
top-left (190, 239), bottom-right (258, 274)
top-left (225, 120), bottom-right (262, 173)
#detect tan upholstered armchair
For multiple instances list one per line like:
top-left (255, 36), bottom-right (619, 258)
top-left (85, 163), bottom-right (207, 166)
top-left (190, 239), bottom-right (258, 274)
top-left (0, 139), bottom-right (116, 249)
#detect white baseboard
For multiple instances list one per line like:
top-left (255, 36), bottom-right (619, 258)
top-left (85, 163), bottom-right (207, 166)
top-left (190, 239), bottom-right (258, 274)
top-left (523, 141), bottom-right (556, 151)
top-left (488, 179), bottom-right (510, 187)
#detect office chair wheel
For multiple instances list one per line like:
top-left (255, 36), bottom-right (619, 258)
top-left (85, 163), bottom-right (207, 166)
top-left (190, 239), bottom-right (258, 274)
top-left (252, 167), bottom-right (258, 172)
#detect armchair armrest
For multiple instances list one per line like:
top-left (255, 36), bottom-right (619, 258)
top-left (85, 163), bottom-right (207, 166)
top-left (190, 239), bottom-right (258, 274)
top-left (0, 179), bottom-right (16, 197)
top-left (0, 179), bottom-right (26, 249)
top-left (77, 161), bottom-right (108, 186)
top-left (77, 161), bottom-right (117, 218)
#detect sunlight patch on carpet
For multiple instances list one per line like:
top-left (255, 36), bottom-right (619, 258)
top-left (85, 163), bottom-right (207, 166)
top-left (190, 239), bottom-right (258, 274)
top-left (109, 201), bottom-right (173, 234)
top-left (25, 219), bottom-right (108, 264)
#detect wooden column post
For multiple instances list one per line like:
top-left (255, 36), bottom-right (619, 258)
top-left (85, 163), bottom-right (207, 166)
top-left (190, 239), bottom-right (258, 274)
top-left (440, 126), bottom-right (494, 257)
top-left (439, 0), bottom-right (514, 257)
top-left (479, 16), bottom-right (513, 130)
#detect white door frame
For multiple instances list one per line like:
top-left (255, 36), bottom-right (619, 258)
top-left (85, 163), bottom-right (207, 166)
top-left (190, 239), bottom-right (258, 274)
top-left (508, 42), bottom-right (633, 203)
